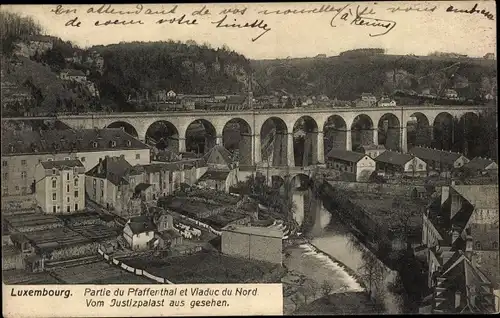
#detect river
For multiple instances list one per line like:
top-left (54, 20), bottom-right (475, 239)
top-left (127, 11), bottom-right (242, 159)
top-left (283, 194), bottom-right (402, 314)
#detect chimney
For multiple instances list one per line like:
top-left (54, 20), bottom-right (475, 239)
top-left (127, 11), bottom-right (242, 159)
top-left (455, 291), bottom-right (461, 310)
top-left (465, 235), bottom-right (473, 258)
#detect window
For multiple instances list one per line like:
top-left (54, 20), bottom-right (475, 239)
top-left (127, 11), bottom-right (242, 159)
top-left (65, 157), bottom-right (70, 160)
top-left (52, 169), bottom-right (57, 175)
top-left (81, 157), bottom-right (86, 162)
top-left (74, 191), bottom-right (79, 198)
top-left (67, 197), bottom-right (70, 203)
top-left (21, 171), bottom-right (27, 179)
top-left (52, 193), bottom-right (57, 201)
top-left (3, 186), bottom-right (8, 195)
top-left (21, 159), bottom-right (27, 166)
top-left (74, 178), bottom-right (79, 186)
top-left (100, 180), bottom-right (104, 187)
top-left (492, 242), bottom-right (498, 250)
top-left (47, 158), bottom-right (53, 161)
top-left (52, 180), bottom-right (57, 188)
top-left (75, 203), bottom-right (78, 211)
top-left (52, 206), bottom-right (57, 213)
top-left (92, 142), bottom-right (98, 148)
top-left (3, 172), bottom-right (8, 179)
top-left (67, 185), bottom-right (70, 192)
top-left (136, 154), bottom-right (140, 160)
top-left (93, 179), bottom-right (96, 185)
top-left (67, 206), bottom-right (70, 213)
top-left (475, 241), bottom-right (482, 249)
top-left (418, 164), bottom-right (423, 170)
top-left (66, 173), bottom-right (70, 181)
top-left (15, 186), bottom-right (19, 191)
top-left (2, 160), bottom-right (7, 167)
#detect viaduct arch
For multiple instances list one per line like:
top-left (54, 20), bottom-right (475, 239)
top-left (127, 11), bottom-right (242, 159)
top-left (20, 106), bottom-right (488, 166)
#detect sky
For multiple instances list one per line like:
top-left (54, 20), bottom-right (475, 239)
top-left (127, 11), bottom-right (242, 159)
top-left (2, 1), bottom-right (496, 59)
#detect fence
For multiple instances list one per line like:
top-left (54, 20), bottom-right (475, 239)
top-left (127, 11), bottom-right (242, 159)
top-left (97, 246), bottom-right (174, 284)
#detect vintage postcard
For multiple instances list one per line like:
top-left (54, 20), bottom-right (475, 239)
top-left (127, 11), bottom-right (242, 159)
top-left (1, 1), bottom-right (498, 317)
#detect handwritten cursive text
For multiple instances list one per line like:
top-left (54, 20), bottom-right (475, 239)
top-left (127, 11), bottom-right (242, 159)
top-left (211, 15), bottom-right (271, 42)
top-left (387, 5), bottom-right (437, 13)
top-left (446, 3), bottom-right (494, 21)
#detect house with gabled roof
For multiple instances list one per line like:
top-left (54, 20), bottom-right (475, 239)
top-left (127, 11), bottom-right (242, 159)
top-left (59, 69), bottom-right (87, 83)
top-left (196, 145), bottom-right (239, 192)
top-left (85, 155), bottom-right (146, 218)
top-left (409, 146), bottom-right (469, 172)
top-left (462, 157), bottom-right (498, 177)
top-left (374, 150), bottom-right (427, 177)
top-left (326, 149), bottom-right (376, 182)
top-left (122, 215), bottom-right (157, 251)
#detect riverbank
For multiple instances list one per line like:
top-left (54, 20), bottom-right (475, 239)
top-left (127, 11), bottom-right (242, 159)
top-left (300, 241), bottom-right (366, 290)
top-left (282, 240), bottom-right (368, 314)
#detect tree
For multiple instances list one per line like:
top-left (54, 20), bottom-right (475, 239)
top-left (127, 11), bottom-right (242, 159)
top-left (320, 280), bottom-right (333, 297)
top-left (358, 252), bottom-right (385, 299)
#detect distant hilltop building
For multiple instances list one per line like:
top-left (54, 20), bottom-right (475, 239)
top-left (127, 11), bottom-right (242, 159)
top-left (59, 69), bottom-right (86, 83)
top-left (339, 48), bottom-right (385, 57)
top-left (484, 53), bottom-right (495, 60)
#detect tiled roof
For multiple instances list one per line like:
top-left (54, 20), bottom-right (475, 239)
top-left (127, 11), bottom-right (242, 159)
top-left (126, 215), bottom-right (157, 235)
top-left (86, 156), bottom-right (137, 186)
top-left (203, 145), bottom-right (234, 167)
top-left (2, 128), bottom-right (149, 155)
top-left (463, 157), bottom-right (497, 171)
top-left (40, 159), bottom-right (84, 170)
top-left (374, 150), bottom-right (414, 166)
top-left (409, 146), bottom-right (465, 165)
top-left (452, 185), bottom-right (499, 209)
top-left (326, 149), bottom-right (366, 162)
top-left (198, 170), bottom-right (230, 182)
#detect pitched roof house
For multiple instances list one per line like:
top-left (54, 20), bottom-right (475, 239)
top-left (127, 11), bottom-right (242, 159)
top-left (326, 149), bottom-right (376, 182)
top-left (374, 150), bottom-right (427, 175)
top-left (409, 146), bottom-right (469, 170)
top-left (197, 145), bottom-right (239, 192)
top-left (463, 157), bottom-right (498, 174)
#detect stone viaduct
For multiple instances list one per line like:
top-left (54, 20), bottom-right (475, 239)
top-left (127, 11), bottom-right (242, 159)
top-left (3, 105), bottom-right (489, 167)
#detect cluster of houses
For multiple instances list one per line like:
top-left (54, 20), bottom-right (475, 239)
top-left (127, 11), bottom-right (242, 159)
top-left (128, 89), bottom-right (249, 111)
top-left (417, 183), bottom-right (499, 313)
top-left (325, 144), bottom-right (497, 182)
top-left (59, 69), bottom-right (100, 98)
top-left (2, 125), bottom-right (260, 260)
